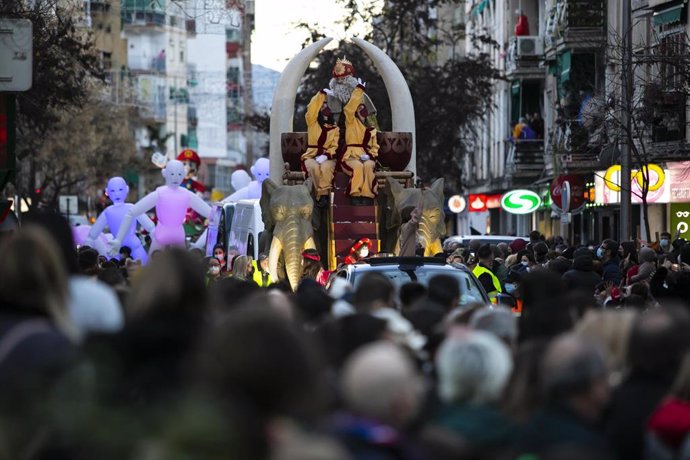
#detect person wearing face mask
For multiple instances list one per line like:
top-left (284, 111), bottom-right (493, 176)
top-left (504, 266), bottom-right (525, 313)
top-left (597, 239), bottom-right (623, 286)
top-left (206, 257), bottom-right (223, 285)
top-left (516, 249), bottom-right (536, 271)
top-left (344, 238), bottom-right (373, 265)
top-left (659, 232), bottom-right (672, 254)
top-left (213, 244), bottom-right (227, 272)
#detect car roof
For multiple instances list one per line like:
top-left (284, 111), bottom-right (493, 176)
top-left (446, 235), bottom-right (528, 242)
top-left (344, 257), bottom-right (472, 273)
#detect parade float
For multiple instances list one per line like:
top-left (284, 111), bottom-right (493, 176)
top-left (252, 37), bottom-right (446, 290)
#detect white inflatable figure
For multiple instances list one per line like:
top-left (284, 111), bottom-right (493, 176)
top-left (218, 158), bottom-right (270, 204)
top-left (247, 158), bottom-right (270, 199)
top-left (74, 225), bottom-right (112, 257)
top-left (221, 169), bottom-right (252, 203)
top-left (85, 177), bottom-right (155, 263)
top-left (110, 160), bottom-right (212, 255)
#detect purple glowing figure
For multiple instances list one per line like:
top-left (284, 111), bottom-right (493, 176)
top-left (85, 177), bottom-right (155, 263)
top-left (110, 160), bottom-right (212, 255)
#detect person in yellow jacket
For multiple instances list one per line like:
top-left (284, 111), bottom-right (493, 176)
top-left (472, 244), bottom-right (503, 303)
top-left (302, 90), bottom-right (339, 208)
top-left (251, 253), bottom-right (272, 287)
top-left (341, 81), bottom-right (379, 205)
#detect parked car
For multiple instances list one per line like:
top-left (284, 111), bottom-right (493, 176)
top-left (442, 235), bottom-right (528, 252)
top-left (332, 256), bottom-right (490, 308)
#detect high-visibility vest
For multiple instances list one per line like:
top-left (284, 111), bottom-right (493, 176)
top-left (252, 260), bottom-right (272, 287)
top-left (472, 264), bottom-right (503, 302)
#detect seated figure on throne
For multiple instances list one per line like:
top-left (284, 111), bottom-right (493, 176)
top-left (342, 81), bottom-right (379, 206)
top-left (302, 90), bottom-right (339, 208)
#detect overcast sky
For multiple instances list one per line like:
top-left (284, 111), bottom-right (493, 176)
top-left (251, 0), bottom-right (378, 71)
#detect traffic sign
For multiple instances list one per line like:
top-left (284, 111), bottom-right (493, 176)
top-left (501, 189), bottom-right (541, 215)
top-left (59, 195), bottom-right (78, 215)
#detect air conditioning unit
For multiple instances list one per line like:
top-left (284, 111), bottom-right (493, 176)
top-left (517, 36), bottom-right (544, 57)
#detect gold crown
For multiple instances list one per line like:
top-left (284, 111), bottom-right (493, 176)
top-left (333, 56), bottom-right (355, 77)
top-left (337, 56), bottom-right (352, 66)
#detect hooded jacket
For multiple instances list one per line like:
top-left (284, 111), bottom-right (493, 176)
top-left (562, 256), bottom-right (601, 295)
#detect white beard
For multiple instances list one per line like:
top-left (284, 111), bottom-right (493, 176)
top-left (329, 75), bottom-right (358, 104)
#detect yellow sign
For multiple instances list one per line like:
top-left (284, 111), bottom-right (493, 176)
top-left (603, 164), bottom-right (665, 192)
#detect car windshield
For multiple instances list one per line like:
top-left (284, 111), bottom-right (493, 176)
top-left (352, 265), bottom-right (486, 307)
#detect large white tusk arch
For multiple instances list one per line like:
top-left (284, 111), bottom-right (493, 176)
top-left (352, 37), bottom-right (416, 177)
top-left (269, 37), bottom-right (333, 182)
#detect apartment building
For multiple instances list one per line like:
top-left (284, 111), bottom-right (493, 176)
top-left (464, 0), bottom-right (690, 242)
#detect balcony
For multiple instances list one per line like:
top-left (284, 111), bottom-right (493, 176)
top-left (121, 0), bottom-right (166, 28)
top-left (505, 140), bottom-right (545, 180)
top-left (128, 55), bottom-right (166, 74)
top-left (545, 0), bottom-right (606, 55)
top-left (505, 36), bottom-right (546, 78)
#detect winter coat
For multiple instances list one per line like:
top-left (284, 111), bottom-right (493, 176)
top-left (434, 403), bottom-right (515, 451)
top-left (606, 371), bottom-right (672, 460)
top-left (562, 256), bottom-right (601, 295)
top-left (517, 402), bottom-right (611, 456)
top-left (602, 258), bottom-right (623, 286)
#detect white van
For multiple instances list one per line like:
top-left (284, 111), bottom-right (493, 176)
top-left (225, 199), bottom-right (264, 260)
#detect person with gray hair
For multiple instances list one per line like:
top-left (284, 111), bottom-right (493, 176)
top-left (517, 334), bottom-right (611, 457)
top-left (470, 306), bottom-right (518, 349)
top-left (335, 341), bottom-right (426, 458)
top-left (433, 331), bottom-right (515, 452)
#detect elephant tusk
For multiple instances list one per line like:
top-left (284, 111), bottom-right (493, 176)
top-left (303, 237), bottom-right (316, 250)
top-left (352, 37), bottom-right (416, 176)
top-left (268, 236), bottom-right (282, 283)
top-left (269, 37), bottom-right (333, 183)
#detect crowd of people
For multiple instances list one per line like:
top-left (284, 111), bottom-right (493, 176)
top-left (1, 211), bottom-right (690, 460)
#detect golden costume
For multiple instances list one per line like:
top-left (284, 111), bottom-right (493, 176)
top-left (301, 90), bottom-right (339, 199)
top-left (342, 85), bottom-right (379, 199)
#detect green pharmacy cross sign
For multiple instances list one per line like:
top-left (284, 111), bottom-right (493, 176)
top-left (501, 190), bottom-right (542, 215)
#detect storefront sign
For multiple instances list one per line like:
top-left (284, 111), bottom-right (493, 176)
top-left (486, 194), bottom-right (502, 209)
top-left (671, 203), bottom-right (690, 239)
top-left (603, 164), bottom-right (666, 192)
top-left (448, 195), bottom-right (466, 213)
top-left (595, 164), bottom-right (671, 205)
top-left (468, 194), bottom-right (488, 212)
top-left (501, 189), bottom-right (541, 215)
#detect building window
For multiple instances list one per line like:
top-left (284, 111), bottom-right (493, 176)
top-left (180, 50), bottom-right (184, 62)
top-left (658, 27), bottom-right (687, 91)
top-left (102, 51), bottom-right (112, 70)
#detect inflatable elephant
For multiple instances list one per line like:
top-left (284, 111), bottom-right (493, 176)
top-left (386, 177), bottom-right (445, 256)
top-left (260, 179), bottom-right (315, 291)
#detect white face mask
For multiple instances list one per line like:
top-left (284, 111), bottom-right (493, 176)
top-left (209, 266), bottom-right (220, 275)
top-left (521, 261), bottom-right (529, 267)
top-left (359, 248), bottom-right (369, 258)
